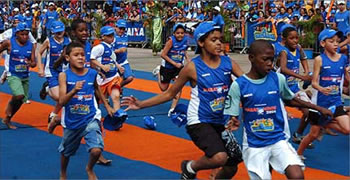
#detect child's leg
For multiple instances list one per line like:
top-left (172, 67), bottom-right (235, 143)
top-left (120, 64), bottom-right (134, 87)
top-left (296, 108), bottom-right (309, 135)
top-left (110, 88), bottom-right (120, 112)
top-left (285, 165), bottom-right (304, 179)
top-left (60, 154), bottom-right (70, 180)
top-left (168, 90), bottom-right (182, 116)
top-left (297, 125), bottom-right (321, 155)
top-left (86, 148), bottom-right (101, 180)
top-left (328, 115), bottom-right (350, 134)
top-left (2, 95), bottom-right (24, 129)
top-left (48, 86), bottom-right (60, 101)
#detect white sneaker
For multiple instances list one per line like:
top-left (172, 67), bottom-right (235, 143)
top-left (0, 71), bottom-right (7, 84)
top-left (299, 155), bottom-right (306, 161)
top-left (152, 65), bottom-right (160, 77)
top-left (168, 108), bottom-right (174, 117)
top-left (24, 100), bottom-right (31, 104)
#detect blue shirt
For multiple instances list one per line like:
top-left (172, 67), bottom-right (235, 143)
top-left (45, 10), bottom-right (59, 29)
top-left (312, 54), bottom-right (347, 108)
top-left (113, 33), bottom-right (128, 64)
top-left (224, 72), bottom-right (294, 148)
top-left (62, 68), bottom-right (101, 129)
top-left (335, 11), bottom-right (350, 34)
top-left (44, 36), bottom-right (71, 77)
top-left (9, 37), bottom-right (33, 78)
top-left (24, 15), bottom-right (33, 29)
top-left (213, 14), bottom-right (225, 29)
top-left (187, 55), bottom-right (232, 125)
top-left (84, 41), bottom-right (92, 68)
top-left (162, 35), bottom-right (189, 69)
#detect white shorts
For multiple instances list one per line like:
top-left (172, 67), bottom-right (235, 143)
top-left (295, 90), bottom-right (311, 103)
top-left (242, 140), bottom-right (304, 179)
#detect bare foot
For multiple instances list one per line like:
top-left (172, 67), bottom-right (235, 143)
top-left (59, 172), bottom-right (67, 180)
top-left (2, 118), bottom-right (17, 129)
top-left (97, 155), bottom-right (112, 166)
top-left (86, 167), bottom-right (97, 180)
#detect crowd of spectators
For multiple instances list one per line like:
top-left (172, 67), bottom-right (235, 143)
top-left (0, 0), bottom-right (349, 44)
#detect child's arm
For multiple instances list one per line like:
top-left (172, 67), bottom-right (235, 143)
top-left (231, 58), bottom-right (244, 77)
top-left (27, 45), bottom-right (37, 68)
top-left (122, 61), bottom-right (195, 110)
top-left (161, 38), bottom-right (183, 69)
top-left (312, 55), bottom-right (332, 95)
top-left (279, 51), bottom-right (310, 81)
top-left (90, 45), bottom-right (110, 72)
top-left (53, 47), bottom-right (66, 70)
top-left (94, 79), bottom-right (114, 117)
top-left (58, 72), bottom-right (85, 106)
top-left (284, 97), bottom-right (332, 117)
top-left (37, 39), bottom-right (49, 77)
top-left (114, 47), bottom-right (127, 54)
top-left (224, 81), bottom-right (242, 130)
top-left (299, 47), bottom-right (310, 74)
top-left (0, 40), bottom-right (9, 53)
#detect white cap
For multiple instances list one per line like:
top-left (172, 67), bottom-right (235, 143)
top-left (214, 6), bottom-right (220, 12)
top-left (32, 3), bottom-right (38, 8)
top-left (43, 9), bottom-right (47, 13)
top-left (49, 2), bottom-right (55, 6)
top-left (14, 8), bottom-right (19, 12)
top-left (25, 10), bottom-right (30, 14)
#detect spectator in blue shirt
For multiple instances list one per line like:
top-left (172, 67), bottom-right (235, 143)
top-left (43, 2), bottom-right (59, 37)
top-left (212, 6), bottom-right (225, 29)
top-left (24, 10), bottom-right (33, 30)
top-left (335, 2), bottom-right (350, 35)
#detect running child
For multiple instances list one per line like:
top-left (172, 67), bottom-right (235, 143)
top-left (224, 40), bottom-right (332, 179)
top-left (297, 29), bottom-right (350, 159)
top-left (37, 20), bottom-right (71, 133)
top-left (122, 21), bottom-right (244, 179)
top-left (0, 22), bottom-right (36, 129)
top-left (91, 25), bottom-right (124, 113)
top-left (114, 19), bottom-right (134, 87)
top-left (277, 25), bottom-right (315, 145)
top-left (153, 23), bottom-right (190, 116)
top-left (57, 42), bottom-right (114, 180)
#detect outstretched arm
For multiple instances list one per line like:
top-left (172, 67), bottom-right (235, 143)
top-left (122, 61), bottom-right (196, 111)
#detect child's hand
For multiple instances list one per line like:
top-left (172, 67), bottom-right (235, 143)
top-left (320, 87), bottom-right (332, 95)
top-left (74, 80), bottom-right (85, 92)
top-left (118, 66), bottom-right (125, 74)
top-left (302, 75), bottom-right (312, 82)
top-left (121, 96), bottom-right (141, 111)
top-left (106, 105), bottom-right (114, 117)
top-left (319, 107), bottom-right (333, 119)
top-left (226, 117), bottom-right (240, 131)
top-left (175, 63), bottom-right (183, 69)
top-left (101, 65), bottom-right (110, 72)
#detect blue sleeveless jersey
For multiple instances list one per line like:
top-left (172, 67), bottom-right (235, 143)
top-left (187, 55), bottom-right (232, 125)
top-left (312, 54), bottom-right (347, 108)
top-left (8, 37), bottom-right (33, 78)
top-left (44, 37), bottom-right (70, 77)
top-left (283, 48), bottom-right (301, 93)
top-left (237, 72), bottom-right (287, 147)
top-left (84, 41), bottom-right (92, 68)
top-left (113, 34), bottom-right (128, 64)
top-left (62, 68), bottom-right (101, 129)
top-left (162, 35), bottom-right (189, 69)
top-left (100, 42), bottom-right (119, 78)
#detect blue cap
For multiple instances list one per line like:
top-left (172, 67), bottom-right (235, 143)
top-left (331, 10), bottom-right (336, 14)
top-left (103, 109), bottom-right (128, 131)
top-left (116, 19), bottom-right (127, 28)
top-left (318, 29), bottom-right (342, 42)
top-left (51, 21), bottom-right (65, 33)
top-left (14, 15), bottom-right (24, 22)
top-left (16, 22), bottom-right (30, 32)
top-left (173, 23), bottom-right (185, 33)
top-left (280, 24), bottom-right (296, 34)
top-left (194, 21), bottom-right (221, 54)
top-left (100, 26), bottom-right (115, 36)
top-left (270, 3), bottom-right (276, 8)
top-left (271, 9), bottom-right (277, 13)
top-left (143, 116), bottom-right (156, 130)
top-left (170, 104), bottom-right (188, 127)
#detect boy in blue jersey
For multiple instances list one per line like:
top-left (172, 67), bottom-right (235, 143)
top-left (297, 29), bottom-right (350, 158)
top-left (58, 42), bottom-right (113, 179)
top-left (37, 20), bottom-right (71, 133)
top-left (114, 19), bottom-right (134, 87)
top-left (91, 26), bottom-right (124, 113)
top-left (0, 23), bottom-right (36, 129)
top-left (122, 21), bottom-right (244, 179)
top-left (224, 40), bottom-right (332, 179)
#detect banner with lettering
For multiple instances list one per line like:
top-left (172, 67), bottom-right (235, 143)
top-left (126, 21), bottom-right (146, 42)
top-left (247, 20), bottom-right (278, 45)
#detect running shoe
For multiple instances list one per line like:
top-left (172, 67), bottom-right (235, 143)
top-left (180, 160), bottom-right (196, 180)
top-left (152, 65), bottom-right (160, 77)
top-left (39, 81), bottom-right (49, 100)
